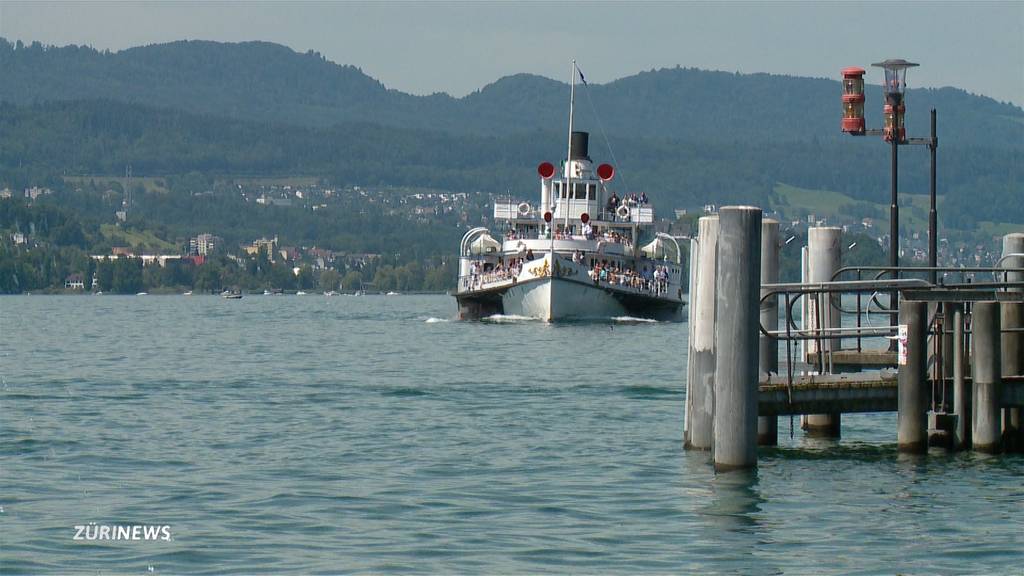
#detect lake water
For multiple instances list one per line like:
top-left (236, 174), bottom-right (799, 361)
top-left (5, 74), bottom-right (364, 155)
top-left (2, 295), bottom-right (1022, 574)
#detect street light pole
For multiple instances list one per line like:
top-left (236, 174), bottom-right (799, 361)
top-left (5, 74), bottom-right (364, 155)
top-left (890, 126), bottom-right (899, 274)
top-left (889, 123), bottom-right (900, 338)
top-left (843, 60), bottom-right (939, 286)
top-left (928, 108), bottom-right (938, 284)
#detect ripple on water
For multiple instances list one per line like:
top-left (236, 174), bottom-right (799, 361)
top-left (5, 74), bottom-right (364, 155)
top-left (1, 295), bottom-right (1022, 573)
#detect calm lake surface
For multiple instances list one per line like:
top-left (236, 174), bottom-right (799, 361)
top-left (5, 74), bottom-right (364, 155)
top-left (2, 295), bottom-right (1022, 574)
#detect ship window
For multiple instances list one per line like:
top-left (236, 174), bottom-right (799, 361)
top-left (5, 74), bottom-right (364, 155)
top-left (554, 182), bottom-right (562, 198)
top-left (587, 184), bottom-right (596, 200)
top-left (574, 183), bottom-right (586, 199)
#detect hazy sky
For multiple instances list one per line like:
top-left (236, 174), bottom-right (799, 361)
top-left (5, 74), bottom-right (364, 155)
top-left (1, 1), bottom-right (1021, 105)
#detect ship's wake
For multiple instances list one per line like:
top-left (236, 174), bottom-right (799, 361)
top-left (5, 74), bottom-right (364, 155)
top-left (481, 314), bottom-right (542, 323)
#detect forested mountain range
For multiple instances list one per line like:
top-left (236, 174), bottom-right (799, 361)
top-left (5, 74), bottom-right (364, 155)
top-left (1, 38), bottom-right (1021, 148)
top-left (1, 99), bottom-right (1019, 227)
top-left (0, 37), bottom-right (1019, 294)
top-left (0, 37), bottom-right (1020, 225)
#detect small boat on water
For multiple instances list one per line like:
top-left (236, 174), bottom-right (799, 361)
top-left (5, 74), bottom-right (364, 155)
top-left (222, 289), bottom-right (243, 299)
top-left (136, 292), bottom-right (148, 296)
top-left (454, 62), bottom-right (684, 322)
top-left (296, 291), bottom-right (308, 296)
top-left (183, 290), bottom-right (193, 296)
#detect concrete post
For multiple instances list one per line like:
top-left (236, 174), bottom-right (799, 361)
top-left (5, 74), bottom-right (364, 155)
top-left (950, 303), bottom-right (970, 450)
top-left (897, 300), bottom-right (928, 453)
top-left (758, 219), bottom-right (780, 446)
top-left (685, 215), bottom-right (719, 451)
top-left (713, 206), bottom-right (762, 471)
top-left (1003, 232), bottom-right (1024, 287)
top-left (1001, 301), bottom-right (1023, 452)
top-left (941, 302), bottom-right (954, 410)
top-left (803, 227), bottom-right (842, 437)
top-left (1000, 233), bottom-right (1024, 451)
top-left (971, 302), bottom-right (1002, 453)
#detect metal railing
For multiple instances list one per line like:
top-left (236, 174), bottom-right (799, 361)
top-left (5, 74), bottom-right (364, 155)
top-left (829, 265), bottom-right (1024, 352)
top-left (759, 270), bottom-right (1024, 397)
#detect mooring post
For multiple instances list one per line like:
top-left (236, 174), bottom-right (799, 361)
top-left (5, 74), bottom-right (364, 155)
top-left (1000, 301), bottom-right (1023, 452)
top-left (685, 215), bottom-right (719, 451)
top-left (758, 219), bottom-right (780, 446)
top-left (803, 226), bottom-right (842, 437)
top-left (897, 300), bottom-right (928, 453)
top-left (1000, 233), bottom-right (1024, 451)
top-left (950, 303), bottom-right (970, 450)
top-left (971, 301), bottom-right (1002, 453)
top-left (713, 206), bottom-right (762, 471)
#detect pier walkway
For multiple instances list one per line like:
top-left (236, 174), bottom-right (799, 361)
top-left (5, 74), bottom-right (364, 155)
top-left (758, 372), bottom-right (1024, 416)
top-left (683, 208), bottom-right (1024, 470)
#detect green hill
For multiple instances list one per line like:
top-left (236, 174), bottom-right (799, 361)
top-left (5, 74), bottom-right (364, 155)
top-left (1, 38), bottom-right (1021, 149)
top-left (1, 99), bottom-right (1020, 227)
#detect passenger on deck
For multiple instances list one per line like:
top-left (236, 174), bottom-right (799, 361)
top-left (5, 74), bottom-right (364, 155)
top-left (606, 192), bottom-right (619, 214)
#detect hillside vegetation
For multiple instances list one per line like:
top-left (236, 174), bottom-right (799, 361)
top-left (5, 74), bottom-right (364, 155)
top-left (1, 99), bottom-right (1019, 226)
top-left (0, 37), bottom-right (1020, 295)
top-left (1, 38), bottom-right (1021, 148)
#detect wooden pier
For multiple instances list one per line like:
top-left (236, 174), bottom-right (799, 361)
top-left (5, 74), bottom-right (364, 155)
top-left (684, 209), bottom-right (1024, 470)
top-left (757, 372), bottom-right (1024, 416)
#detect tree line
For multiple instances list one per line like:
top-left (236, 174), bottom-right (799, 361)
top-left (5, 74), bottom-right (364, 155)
top-left (1, 99), bottom-right (1021, 227)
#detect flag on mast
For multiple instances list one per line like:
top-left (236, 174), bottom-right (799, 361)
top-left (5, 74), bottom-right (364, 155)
top-left (578, 67), bottom-right (587, 85)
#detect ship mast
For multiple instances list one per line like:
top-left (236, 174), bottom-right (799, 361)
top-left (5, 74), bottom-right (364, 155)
top-left (564, 59), bottom-right (576, 232)
top-left (551, 60), bottom-right (576, 258)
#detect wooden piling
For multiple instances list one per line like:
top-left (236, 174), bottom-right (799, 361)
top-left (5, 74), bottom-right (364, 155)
top-left (758, 219), bottom-right (780, 446)
top-left (685, 215), bottom-right (719, 451)
top-left (1000, 233), bottom-right (1024, 451)
top-left (803, 227), bottom-right (842, 437)
top-left (897, 300), bottom-right (928, 453)
top-left (950, 303), bottom-right (970, 450)
top-left (972, 301), bottom-right (1002, 453)
top-left (712, 206), bottom-right (762, 471)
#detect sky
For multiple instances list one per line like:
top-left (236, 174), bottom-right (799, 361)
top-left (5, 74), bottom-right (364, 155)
top-left (1, 1), bottom-right (1022, 106)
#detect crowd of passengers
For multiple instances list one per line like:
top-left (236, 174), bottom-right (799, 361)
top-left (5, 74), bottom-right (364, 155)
top-left (605, 191), bottom-right (648, 212)
top-left (465, 250), bottom-right (671, 296)
top-left (587, 259), bottom-right (671, 295)
top-left (504, 223), bottom-right (632, 247)
top-left (465, 257), bottom-right (525, 290)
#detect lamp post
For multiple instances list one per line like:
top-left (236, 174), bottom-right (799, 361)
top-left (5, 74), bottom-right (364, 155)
top-left (841, 59), bottom-right (939, 285)
top-left (874, 59), bottom-right (917, 286)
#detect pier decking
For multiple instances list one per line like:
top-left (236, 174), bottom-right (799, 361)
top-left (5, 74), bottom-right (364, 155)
top-left (684, 210), bottom-right (1024, 470)
top-left (758, 372), bottom-right (1024, 416)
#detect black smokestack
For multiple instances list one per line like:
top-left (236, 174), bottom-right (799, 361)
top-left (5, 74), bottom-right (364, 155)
top-left (569, 131), bottom-right (590, 161)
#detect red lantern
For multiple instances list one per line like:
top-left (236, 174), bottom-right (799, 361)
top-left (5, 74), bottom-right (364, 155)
top-left (597, 163), bottom-right (615, 181)
top-left (841, 67), bottom-right (866, 135)
top-left (537, 162), bottom-right (555, 179)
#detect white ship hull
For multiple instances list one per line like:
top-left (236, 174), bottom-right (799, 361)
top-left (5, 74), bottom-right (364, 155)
top-left (456, 254), bottom-right (683, 322)
top-left (502, 276), bottom-right (625, 321)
